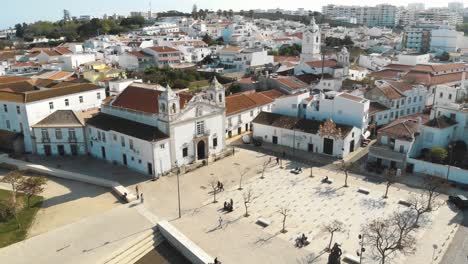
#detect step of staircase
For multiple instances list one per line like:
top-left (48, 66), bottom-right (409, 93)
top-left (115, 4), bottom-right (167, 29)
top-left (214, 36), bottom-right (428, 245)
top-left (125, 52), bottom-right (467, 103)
top-left (103, 229), bottom-right (154, 264)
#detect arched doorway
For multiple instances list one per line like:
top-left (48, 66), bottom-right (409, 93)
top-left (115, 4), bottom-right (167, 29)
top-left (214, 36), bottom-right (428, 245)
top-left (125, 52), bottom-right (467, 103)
top-left (197, 140), bottom-right (206, 160)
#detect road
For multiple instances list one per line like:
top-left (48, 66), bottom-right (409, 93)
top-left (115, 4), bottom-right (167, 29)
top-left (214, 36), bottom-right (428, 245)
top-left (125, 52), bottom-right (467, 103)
top-left (440, 210), bottom-right (468, 264)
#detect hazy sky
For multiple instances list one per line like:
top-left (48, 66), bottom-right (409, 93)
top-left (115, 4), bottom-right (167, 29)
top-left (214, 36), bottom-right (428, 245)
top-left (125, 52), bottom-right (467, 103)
top-left (1, 0), bottom-right (465, 29)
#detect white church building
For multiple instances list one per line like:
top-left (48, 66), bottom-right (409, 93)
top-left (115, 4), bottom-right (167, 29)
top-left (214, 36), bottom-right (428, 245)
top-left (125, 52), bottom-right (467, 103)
top-left (86, 78), bottom-right (227, 176)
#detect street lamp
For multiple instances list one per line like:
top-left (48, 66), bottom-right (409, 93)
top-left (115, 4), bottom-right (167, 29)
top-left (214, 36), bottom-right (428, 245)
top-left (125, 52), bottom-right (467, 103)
top-left (175, 161), bottom-right (181, 219)
top-left (357, 234), bottom-right (366, 264)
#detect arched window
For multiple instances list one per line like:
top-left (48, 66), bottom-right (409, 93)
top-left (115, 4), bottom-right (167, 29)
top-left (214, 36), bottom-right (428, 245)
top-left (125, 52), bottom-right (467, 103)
top-left (218, 94), bottom-right (223, 102)
top-left (210, 94), bottom-right (214, 100)
top-left (316, 36), bottom-right (319, 43)
top-left (172, 103), bottom-right (176, 114)
top-left (161, 103), bottom-right (166, 112)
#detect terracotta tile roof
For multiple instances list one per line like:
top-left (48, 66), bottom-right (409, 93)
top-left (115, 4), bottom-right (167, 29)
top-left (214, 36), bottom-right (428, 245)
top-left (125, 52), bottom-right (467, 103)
top-left (147, 46), bottom-right (180, 53)
top-left (274, 56), bottom-right (300, 63)
top-left (369, 101), bottom-right (390, 115)
top-left (220, 46), bottom-right (243, 52)
top-left (369, 69), bottom-right (402, 80)
top-left (305, 59), bottom-right (337, 68)
top-left (379, 119), bottom-right (419, 140)
top-left (226, 93), bottom-right (273, 115)
top-left (0, 52), bottom-right (16, 60)
top-left (377, 85), bottom-right (404, 100)
top-left (127, 51), bottom-right (151, 58)
top-left (111, 86), bottom-right (192, 114)
top-left (275, 76), bottom-right (308, 90)
top-left (259, 89), bottom-right (287, 99)
top-left (385, 80), bottom-right (415, 92)
top-left (0, 76), bottom-right (29, 84)
top-left (384, 64), bottom-right (413, 71)
top-left (424, 116), bottom-right (457, 129)
top-left (55, 47), bottom-right (72, 55)
top-left (11, 61), bottom-right (39, 67)
top-left (403, 71), bottom-right (468, 86)
top-left (86, 113), bottom-right (168, 142)
top-left (252, 111), bottom-right (352, 138)
top-left (0, 81), bottom-right (35, 93)
top-left (32, 110), bottom-right (85, 128)
top-left (413, 63), bottom-right (467, 73)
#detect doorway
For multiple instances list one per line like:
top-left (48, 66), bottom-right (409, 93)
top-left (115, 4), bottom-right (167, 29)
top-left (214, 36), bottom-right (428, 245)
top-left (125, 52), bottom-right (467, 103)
top-left (147, 162), bottom-right (153, 175)
top-left (57, 145), bottom-right (65, 156)
top-left (101, 146), bottom-right (106, 159)
top-left (349, 140), bottom-right (355, 153)
top-left (44, 145), bottom-right (51, 156)
top-left (123, 154), bottom-right (127, 166)
top-left (197, 140), bottom-right (206, 160)
top-left (238, 127), bottom-right (242, 135)
top-left (70, 144), bottom-right (78, 156)
top-left (308, 143), bottom-right (314, 152)
top-left (245, 123), bottom-right (249, 131)
top-left (272, 136), bottom-right (278, 144)
top-left (323, 138), bottom-right (334, 155)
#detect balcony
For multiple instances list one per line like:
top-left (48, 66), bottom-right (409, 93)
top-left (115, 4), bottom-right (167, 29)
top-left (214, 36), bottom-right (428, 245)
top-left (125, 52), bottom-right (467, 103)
top-left (369, 144), bottom-right (406, 162)
top-left (195, 129), bottom-right (210, 138)
top-left (42, 137), bottom-right (50, 143)
top-left (69, 137), bottom-right (77, 143)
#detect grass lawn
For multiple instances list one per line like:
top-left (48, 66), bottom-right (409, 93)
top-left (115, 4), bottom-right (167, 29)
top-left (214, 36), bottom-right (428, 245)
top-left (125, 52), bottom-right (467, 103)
top-left (188, 80), bottom-right (209, 91)
top-left (0, 189), bottom-right (43, 248)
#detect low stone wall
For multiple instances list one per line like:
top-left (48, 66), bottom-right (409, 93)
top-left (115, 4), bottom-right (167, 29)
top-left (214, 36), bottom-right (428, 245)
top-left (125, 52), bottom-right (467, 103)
top-left (157, 220), bottom-right (213, 264)
top-left (0, 154), bottom-right (136, 202)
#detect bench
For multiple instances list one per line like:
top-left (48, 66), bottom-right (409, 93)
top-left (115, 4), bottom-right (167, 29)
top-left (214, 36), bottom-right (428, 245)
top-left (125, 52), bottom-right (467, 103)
top-left (398, 199), bottom-right (411, 207)
top-left (357, 187), bottom-right (370, 195)
top-left (256, 218), bottom-right (271, 227)
top-left (343, 254), bottom-right (360, 264)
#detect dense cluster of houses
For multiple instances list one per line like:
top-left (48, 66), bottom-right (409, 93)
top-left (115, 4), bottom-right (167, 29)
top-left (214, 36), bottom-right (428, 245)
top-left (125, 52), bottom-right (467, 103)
top-left (0, 11), bottom-right (468, 184)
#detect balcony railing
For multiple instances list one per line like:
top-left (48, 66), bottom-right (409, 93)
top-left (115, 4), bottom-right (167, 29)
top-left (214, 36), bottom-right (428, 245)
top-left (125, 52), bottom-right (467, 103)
top-left (69, 137), bottom-right (77, 143)
top-left (369, 144), bottom-right (406, 162)
top-left (42, 137), bottom-right (50, 143)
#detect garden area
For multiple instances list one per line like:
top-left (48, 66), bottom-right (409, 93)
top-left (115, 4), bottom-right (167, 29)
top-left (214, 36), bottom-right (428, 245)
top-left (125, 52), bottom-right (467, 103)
top-left (418, 141), bottom-right (468, 169)
top-left (0, 171), bottom-right (46, 248)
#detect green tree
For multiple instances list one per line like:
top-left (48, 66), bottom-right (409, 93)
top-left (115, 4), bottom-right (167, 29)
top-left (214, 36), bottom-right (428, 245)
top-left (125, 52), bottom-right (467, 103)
top-left (18, 177), bottom-right (47, 208)
top-left (430, 147), bottom-right (448, 163)
top-left (438, 52), bottom-right (450, 61)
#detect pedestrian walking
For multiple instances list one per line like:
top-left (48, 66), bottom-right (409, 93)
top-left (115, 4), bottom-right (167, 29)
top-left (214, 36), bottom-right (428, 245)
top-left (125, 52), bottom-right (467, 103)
top-left (140, 193), bottom-right (144, 203)
top-left (230, 198), bottom-right (233, 207)
top-left (135, 185), bottom-right (140, 199)
top-left (218, 216), bottom-right (223, 229)
top-left (276, 157), bottom-right (279, 165)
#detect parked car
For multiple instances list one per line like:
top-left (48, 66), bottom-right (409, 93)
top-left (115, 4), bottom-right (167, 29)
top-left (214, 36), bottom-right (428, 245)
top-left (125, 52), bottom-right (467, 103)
top-left (448, 195), bottom-right (468, 209)
top-left (252, 136), bottom-right (263, 147)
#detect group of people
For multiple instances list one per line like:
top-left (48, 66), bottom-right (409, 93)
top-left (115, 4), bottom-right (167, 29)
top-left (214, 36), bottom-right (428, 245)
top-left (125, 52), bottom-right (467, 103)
top-left (321, 176), bottom-right (329, 183)
top-left (223, 199), bottom-right (234, 212)
top-left (217, 181), bottom-right (224, 192)
top-left (295, 233), bottom-right (309, 248)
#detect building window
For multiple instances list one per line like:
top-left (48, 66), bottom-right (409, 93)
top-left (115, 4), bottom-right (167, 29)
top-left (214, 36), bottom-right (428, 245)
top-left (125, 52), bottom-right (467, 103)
top-left (413, 97), bottom-right (417, 103)
top-left (68, 128), bottom-right (76, 140)
top-left (129, 139), bottom-right (134, 150)
top-left (97, 131), bottom-right (102, 141)
top-left (102, 132), bottom-right (106, 142)
top-left (399, 145), bottom-right (404, 153)
top-left (6, 120), bottom-right (10, 129)
top-left (120, 136), bottom-right (125, 147)
top-left (439, 92), bottom-right (443, 98)
top-left (3, 104), bottom-right (7, 112)
top-left (49, 102), bottom-right (54, 110)
top-left (160, 143), bottom-right (165, 149)
top-left (182, 147), bottom-right (188, 157)
top-left (19, 123), bottom-right (23, 132)
top-left (41, 129), bottom-right (49, 139)
top-left (250, 111), bottom-right (253, 117)
top-left (97, 93), bottom-right (101, 100)
top-left (196, 121), bottom-right (205, 135)
top-left (16, 106), bottom-right (20, 114)
top-left (55, 129), bottom-right (62, 139)
top-left (65, 99), bottom-right (69, 106)
top-left (79, 96), bottom-right (83, 103)
top-left (449, 94), bottom-right (452, 100)
top-left (113, 133), bottom-right (117, 141)
top-left (419, 96), bottom-right (423, 102)
top-left (213, 137), bottom-right (218, 148)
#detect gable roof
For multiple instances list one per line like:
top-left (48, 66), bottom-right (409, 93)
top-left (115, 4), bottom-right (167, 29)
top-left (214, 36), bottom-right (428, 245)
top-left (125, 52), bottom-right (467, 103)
top-left (147, 46), bottom-right (180, 53)
top-left (413, 63), bottom-right (467, 73)
top-left (226, 93), bottom-right (273, 115)
top-left (369, 101), bottom-right (390, 115)
top-left (385, 80), bottom-right (415, 92)
top-left (127, 51), bottom-right (151, 58)
top-left (275, 76), bottom-right (308, 90)
top-left (379, 119), bottom-right (419, 140)
top-left (376, 85), bottom-right (404, 100)
top-left (32, 110), bottom-right (85, 128)
top-left (86, 113), bottom-right (169, 142)
top-left (259, 89), bottom-right (287, 100)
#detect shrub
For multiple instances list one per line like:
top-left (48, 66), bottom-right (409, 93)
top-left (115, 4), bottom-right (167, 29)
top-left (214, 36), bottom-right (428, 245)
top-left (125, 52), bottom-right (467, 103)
top-left (430, 147), bottom-right (448, 164)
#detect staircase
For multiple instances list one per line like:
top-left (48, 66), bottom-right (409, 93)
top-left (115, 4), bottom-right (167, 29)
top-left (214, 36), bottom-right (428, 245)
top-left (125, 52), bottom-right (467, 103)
top-left (102, 228), bottom-right (165, 264)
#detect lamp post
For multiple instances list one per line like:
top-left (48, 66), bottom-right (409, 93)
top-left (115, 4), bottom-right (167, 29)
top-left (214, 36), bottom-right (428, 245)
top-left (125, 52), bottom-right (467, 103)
top-left (357, 234), bottom-right (365, 264)
top-left (175, 161), bottom-right (181, 219)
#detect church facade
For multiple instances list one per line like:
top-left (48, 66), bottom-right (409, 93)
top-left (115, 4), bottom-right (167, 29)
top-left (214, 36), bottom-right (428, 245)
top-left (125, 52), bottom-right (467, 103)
top-left (86, 78), bottom-right (226, 176)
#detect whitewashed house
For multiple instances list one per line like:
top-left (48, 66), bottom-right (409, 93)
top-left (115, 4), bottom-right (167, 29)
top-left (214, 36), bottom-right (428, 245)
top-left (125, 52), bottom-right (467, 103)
top-left (0, 77), bottom-right (105, 153)
top-left (225, 92), bottom-right (274, 138)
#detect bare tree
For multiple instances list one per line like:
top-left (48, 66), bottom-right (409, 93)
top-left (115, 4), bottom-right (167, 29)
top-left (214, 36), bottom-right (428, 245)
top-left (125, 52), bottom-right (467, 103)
top-left (279, 206), bottom-right (290, 233)
top-left (340, 160), bottom-right (352, 187)
top-left (208, 179), bottom-right (219, 203)
top-left (260, 158), bottom-right (271, 179)
top-left (391, 210), bottom-right (416, 247)
top-left (383, 169), bottom-right (397, 199)
top-left (407, 195), bottom-right (430, 227)
top-left (6, 192), bottom-right (24, 229)
top-left (323, 220), bottom-right (347, 250)
top-left (423, 175), bottom-right (448, 211)
top-left (243, 189), bottom-right (253, 217)
top-left (362, 217), bottom-right (416, 264)
top-left (238, 167), bottom-right (250, 190)
top-left (1, 170), bottom-right (24, 204)
top-left (18, 176), bottom-right (47, 208)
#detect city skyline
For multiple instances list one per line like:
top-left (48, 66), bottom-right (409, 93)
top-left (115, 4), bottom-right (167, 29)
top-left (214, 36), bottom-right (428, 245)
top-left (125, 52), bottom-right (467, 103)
top-left (1, 0), bottom-right (466, 29)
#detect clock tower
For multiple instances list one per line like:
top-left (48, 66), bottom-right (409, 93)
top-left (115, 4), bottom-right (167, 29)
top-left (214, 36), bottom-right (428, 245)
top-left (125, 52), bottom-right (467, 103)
top-left (300, 17), bottom-right (321, 62)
